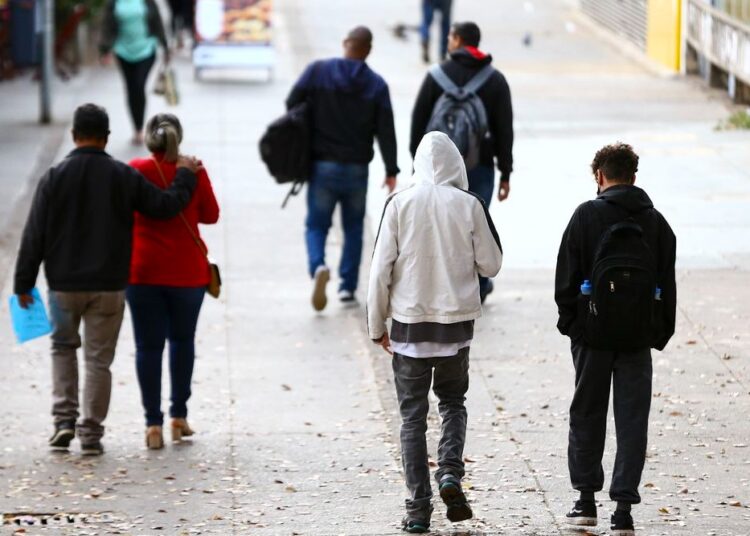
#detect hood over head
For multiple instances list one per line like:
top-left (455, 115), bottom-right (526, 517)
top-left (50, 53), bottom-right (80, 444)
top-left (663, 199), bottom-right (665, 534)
top-left (597, 184), bottom-right (654, 213)
top-left (413, 131), bottom-right (468, 189)
top-left (328, 58), bottom-right (371, 93)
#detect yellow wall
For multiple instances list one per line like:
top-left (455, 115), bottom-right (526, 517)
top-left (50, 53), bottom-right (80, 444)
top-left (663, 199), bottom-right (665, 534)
top-left (646, 0), bottom-right (682, 71)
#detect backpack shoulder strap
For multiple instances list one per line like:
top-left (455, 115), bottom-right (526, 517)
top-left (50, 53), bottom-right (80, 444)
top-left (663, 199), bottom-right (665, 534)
top-left (429, 65), bottom-right (459, 93)
top-left (463, 64), bottom-right (495, 94)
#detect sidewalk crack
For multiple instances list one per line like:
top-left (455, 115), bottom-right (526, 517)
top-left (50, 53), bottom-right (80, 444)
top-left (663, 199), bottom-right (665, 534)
top-left (473, 358), bottom-right (564, 536)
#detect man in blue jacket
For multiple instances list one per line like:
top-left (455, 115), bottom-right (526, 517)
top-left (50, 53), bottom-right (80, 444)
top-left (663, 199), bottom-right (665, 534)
top-left (286, 26), bottom-right (399, 311)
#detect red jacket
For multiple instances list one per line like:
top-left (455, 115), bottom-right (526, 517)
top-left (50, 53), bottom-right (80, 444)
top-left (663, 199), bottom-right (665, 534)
top-left (129, 155), bottom-right (220, 287)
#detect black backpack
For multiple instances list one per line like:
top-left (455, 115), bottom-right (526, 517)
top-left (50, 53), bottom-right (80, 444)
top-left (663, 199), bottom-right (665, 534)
top-left (425, 64), bottom-right (493, 170)
top-left (583, 206), bottom-right (659, 351)
top-left (258, 102), bottom-right (311, 207)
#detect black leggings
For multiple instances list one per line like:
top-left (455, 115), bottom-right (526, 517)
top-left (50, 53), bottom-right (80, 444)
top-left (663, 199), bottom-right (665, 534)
top-left (116, 53), bottom-right (156, 132)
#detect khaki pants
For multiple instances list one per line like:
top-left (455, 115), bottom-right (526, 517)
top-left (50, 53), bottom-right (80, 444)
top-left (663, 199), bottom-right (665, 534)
top-left (48, 291), bottom-right (125, 444)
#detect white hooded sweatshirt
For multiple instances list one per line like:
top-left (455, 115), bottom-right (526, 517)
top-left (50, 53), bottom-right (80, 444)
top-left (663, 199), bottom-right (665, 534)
top-left (367, 132), bottom-right (503, 340)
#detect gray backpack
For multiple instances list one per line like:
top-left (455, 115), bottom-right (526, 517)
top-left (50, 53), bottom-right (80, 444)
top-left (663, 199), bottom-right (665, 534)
top-left (426, 64), bottom-right (494, 170)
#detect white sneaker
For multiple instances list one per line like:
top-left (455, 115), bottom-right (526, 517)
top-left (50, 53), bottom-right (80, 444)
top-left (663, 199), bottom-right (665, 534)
top-left (311, 266), bottom-right (330, 311)
top-left (338, 289), bottom-right (357, 305)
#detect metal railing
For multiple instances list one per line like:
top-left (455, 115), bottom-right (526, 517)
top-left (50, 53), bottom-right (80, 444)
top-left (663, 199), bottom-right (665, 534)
top-left (686, 0), bottom-right (750, 85)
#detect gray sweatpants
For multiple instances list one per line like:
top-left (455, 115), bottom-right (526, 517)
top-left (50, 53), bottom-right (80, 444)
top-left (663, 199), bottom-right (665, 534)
top-left (392, 348), bottom-right (469, 520)
top-left (48, 291), bottom-right (125, 444)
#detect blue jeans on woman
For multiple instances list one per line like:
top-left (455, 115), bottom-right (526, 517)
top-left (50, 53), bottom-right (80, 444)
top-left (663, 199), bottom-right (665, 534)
top-left (305, 161), bottom-right (369, 293)
top-left (126, 285), bottom-right (205, 426)
top-left (468, 165), bottom-right (495, 297)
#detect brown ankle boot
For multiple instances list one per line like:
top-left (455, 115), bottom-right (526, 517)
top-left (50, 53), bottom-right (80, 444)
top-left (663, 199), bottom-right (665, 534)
top-left (171, 418), bottom-right (194, 442)
top-left (146, 426), bottom-right (164, 450)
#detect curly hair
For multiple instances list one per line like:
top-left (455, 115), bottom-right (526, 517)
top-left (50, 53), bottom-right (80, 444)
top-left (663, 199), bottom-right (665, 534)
top-left (591, 142), bottom-right (639, 183)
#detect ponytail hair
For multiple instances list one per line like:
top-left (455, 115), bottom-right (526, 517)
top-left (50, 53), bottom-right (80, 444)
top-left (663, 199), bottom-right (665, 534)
top-left (145, 113), bottom-right (183, 162)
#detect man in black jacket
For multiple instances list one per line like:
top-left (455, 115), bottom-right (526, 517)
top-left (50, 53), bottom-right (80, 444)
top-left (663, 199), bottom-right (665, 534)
top-left (14, 103), bottom-right (199, 456)
top-left (410, 21), bottom-right (513, 303)
top-left (555, 143), bottom-right (676, 535)
top-left (286, 26), bottom-right (399, 311)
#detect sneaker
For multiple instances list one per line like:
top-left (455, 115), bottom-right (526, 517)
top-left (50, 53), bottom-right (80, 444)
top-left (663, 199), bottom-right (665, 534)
top-left (401, 518), bottom-right (430, 534)
top-left (338, 289), bottom-right (357, 304)
top-left (421, 41), bottom-right (430, 64)
top-left (48, 421), bottom-right (75, 451)
top-left (311, 265), bottom-right (330, 311)
top-left (439, 476), bottom-right (473, 522)
top-left (80, 441), bottom-right (104, 456)
top-left (480, 279), bottom-right (494, 304)
top-left (611, 510), bottom-right (635, 535)
top-left (565, 499), bottom-right (597, 526)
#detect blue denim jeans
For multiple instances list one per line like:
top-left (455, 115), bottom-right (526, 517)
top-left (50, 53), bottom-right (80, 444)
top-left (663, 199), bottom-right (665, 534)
top-left (467, 165), bottom-right (495, 295)
top-left (126, 285), bottom-right (205, 426)
top-left (305, 161), bottom-right (369, 293)
top-left (421, 0), bottom-right (453, 59)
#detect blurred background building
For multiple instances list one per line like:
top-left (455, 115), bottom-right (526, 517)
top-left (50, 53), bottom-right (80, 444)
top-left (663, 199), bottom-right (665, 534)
top-left (578, 0), bottom-right (749, 104)
top-left (0, 1), bottom-right (748, 107)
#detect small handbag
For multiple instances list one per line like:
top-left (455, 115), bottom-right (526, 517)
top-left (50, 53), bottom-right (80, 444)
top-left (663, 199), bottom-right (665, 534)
top-left (153, 65), bottom-right (179, 106)
top-left (151, 158), bottom-right (221, 298)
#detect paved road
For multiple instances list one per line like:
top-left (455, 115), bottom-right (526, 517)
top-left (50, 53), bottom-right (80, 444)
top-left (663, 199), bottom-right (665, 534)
top-left (1, 0), bottom-right (749, 534)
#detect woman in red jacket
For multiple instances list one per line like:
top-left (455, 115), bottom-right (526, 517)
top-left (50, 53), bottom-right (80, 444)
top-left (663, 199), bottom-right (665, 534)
top-left (128, 113), bottom-right (219, 449)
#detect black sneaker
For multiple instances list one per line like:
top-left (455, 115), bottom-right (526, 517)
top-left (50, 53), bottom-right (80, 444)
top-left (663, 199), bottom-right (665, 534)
top-left (80, 441), bottom-right (104, 456)
top-left (565, 499), bottom-right (597, 526)
top-left (338, 289), bottom-right (357, 305)
top-left (48, 421), bottom-right (75, 450)
top-left (439, 477), bottom-right (473, 522)
top-left (401, 518), bottom-right (430, 534)
top-left (610, 510), bottom-right (635, 535)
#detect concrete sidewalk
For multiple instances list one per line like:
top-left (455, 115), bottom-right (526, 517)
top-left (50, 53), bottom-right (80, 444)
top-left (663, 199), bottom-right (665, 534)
top-left (1, 0), bottom-right (749, 534)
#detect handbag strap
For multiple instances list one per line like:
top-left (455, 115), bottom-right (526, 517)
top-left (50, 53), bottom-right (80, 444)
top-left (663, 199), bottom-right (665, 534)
top-left (150, 157), bottom-right (209, 259)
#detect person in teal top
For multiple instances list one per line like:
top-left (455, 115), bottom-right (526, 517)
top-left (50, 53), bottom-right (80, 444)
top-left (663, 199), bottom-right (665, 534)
top-left (100, 0), bottom-right (169, 144)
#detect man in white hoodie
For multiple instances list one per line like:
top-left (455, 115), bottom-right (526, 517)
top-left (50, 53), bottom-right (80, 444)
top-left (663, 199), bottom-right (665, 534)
top-left (367, 132), bottom-right (503, 533)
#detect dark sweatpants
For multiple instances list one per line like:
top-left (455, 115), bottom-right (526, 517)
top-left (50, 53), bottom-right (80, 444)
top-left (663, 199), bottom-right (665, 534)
top-left (568, 342), bottom-right (652, 504)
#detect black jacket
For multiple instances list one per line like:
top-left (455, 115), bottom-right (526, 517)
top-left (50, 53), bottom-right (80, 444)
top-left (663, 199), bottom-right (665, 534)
top-left (286, 58), bottom-right (399, 176)
top-left (14, 147), bottom-right (196, 294)
top-left (555, 185), bottom-right (677, 351)
top-left (410, 48), bottom-right (514, 180)
top-left (99, 0), bottom-right (168, 56)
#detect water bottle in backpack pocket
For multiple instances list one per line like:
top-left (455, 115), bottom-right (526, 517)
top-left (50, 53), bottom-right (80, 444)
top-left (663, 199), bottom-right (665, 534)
top-left (581, 219), bottom-right (660, 351)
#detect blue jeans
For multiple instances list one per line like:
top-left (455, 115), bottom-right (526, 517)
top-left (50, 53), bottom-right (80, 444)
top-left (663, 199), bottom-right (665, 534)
top-left (126, 285), bottom-right (205, 426)
top-left (468, 165), bottom-right (495, 295)
top-left (305, 161), bottom-right (369, 292)
top-left (421, 0), bottom-right (453, 59)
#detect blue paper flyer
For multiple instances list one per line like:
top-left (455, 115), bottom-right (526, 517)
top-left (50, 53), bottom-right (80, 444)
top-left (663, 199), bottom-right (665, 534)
top-left (9, 288), bottom-right (52, 344)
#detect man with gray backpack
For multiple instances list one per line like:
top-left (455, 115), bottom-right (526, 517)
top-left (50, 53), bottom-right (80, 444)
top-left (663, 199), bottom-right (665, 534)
top-left (410, 21), bottom-right (513, 303)
top-left (555, 143), bottom-right (676, 535)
